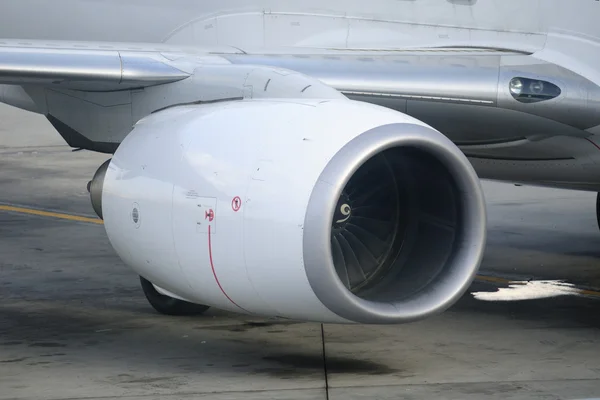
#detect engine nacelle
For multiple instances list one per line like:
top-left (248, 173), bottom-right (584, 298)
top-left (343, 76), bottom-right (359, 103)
top-left (98, 98), bottom-right (486, 324)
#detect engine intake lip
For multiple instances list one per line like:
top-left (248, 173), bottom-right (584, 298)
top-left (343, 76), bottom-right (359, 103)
top-left (303, 123), bottom-right (486, 324)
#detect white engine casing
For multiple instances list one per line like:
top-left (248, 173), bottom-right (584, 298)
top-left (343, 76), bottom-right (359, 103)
top-left (102, 98), bottom-right (486, 324)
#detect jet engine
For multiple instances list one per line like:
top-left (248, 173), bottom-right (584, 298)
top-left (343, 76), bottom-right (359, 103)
top-left (91, 98), bottom-right (486, 324)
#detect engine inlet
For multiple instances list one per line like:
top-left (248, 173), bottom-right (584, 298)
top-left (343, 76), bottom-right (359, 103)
top-left (303, 123), bottom-right (486, 324)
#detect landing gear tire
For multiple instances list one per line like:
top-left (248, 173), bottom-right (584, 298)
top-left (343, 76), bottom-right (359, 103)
top-left (139, 276), bottom-right (210, 316)
top-left (596, 193), bottom-right (600, 231)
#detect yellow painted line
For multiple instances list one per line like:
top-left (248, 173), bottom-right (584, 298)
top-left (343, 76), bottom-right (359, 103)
top-left (0, 205), bottom-right (103, 225)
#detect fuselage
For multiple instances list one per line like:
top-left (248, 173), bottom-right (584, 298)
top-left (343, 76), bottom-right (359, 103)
top-left (0, 0), bottom-right (598, 48)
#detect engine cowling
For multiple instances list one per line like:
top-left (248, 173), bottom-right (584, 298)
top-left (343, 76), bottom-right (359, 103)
top-left (97, 98), bottom-right (486, 324)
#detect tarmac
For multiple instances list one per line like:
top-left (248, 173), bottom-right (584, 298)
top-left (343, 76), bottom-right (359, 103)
top-left (1, 103), bottom-right (599, 400)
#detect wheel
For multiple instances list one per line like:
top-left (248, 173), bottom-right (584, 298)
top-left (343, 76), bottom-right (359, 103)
top-left (596, 193), bottom-right (600, 231)
top-left (139, 276), bottom-right (210, 316)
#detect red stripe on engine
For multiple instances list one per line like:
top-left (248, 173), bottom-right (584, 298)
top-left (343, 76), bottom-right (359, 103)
top-left (207, 225), bottom-right (248, 312)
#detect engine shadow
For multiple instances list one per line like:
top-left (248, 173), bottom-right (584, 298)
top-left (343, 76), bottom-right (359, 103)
top-left (0, 300), bottom-right (398, 380)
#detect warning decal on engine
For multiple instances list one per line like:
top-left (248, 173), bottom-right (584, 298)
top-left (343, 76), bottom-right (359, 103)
top-left (194, 197), bottom-right (217, 234)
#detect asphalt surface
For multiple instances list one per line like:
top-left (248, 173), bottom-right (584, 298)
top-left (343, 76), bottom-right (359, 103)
top-left (1, 104), bottom-right (599, 400)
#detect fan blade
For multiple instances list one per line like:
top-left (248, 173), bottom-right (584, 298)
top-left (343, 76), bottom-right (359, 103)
top-left (337, 233), bottom-right (366, 288)
top-left (419, 212), bottom-right (456, 232)
top-left (331, 236), bottom-right (350, 289)
top-left (345, 223), bottom-right (390, 257)
top-left (341, 230), bottom-right (380, 277)
top-left (349, 217), bottom-right (394, 240)
top-left (352, 204), bottom-right (397, 221)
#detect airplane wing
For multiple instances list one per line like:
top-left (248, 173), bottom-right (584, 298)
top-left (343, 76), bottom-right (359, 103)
top-left (0, 40), bottom-right (249, 91)
top-left (2, 39), bottom-right (600, 191)
top-left (0, 46), bottom-right (189, 90)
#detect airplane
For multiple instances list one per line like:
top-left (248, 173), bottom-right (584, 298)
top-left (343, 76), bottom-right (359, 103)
top-left (0, 0), bottom-right (599, 325)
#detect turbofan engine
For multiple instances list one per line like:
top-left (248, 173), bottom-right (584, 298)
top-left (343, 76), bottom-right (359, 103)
top-left (91, 98), bottom-right (486, 324)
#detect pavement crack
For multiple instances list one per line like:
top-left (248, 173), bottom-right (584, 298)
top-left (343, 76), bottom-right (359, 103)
top-left (321, 323), bottom-right (330, 400)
